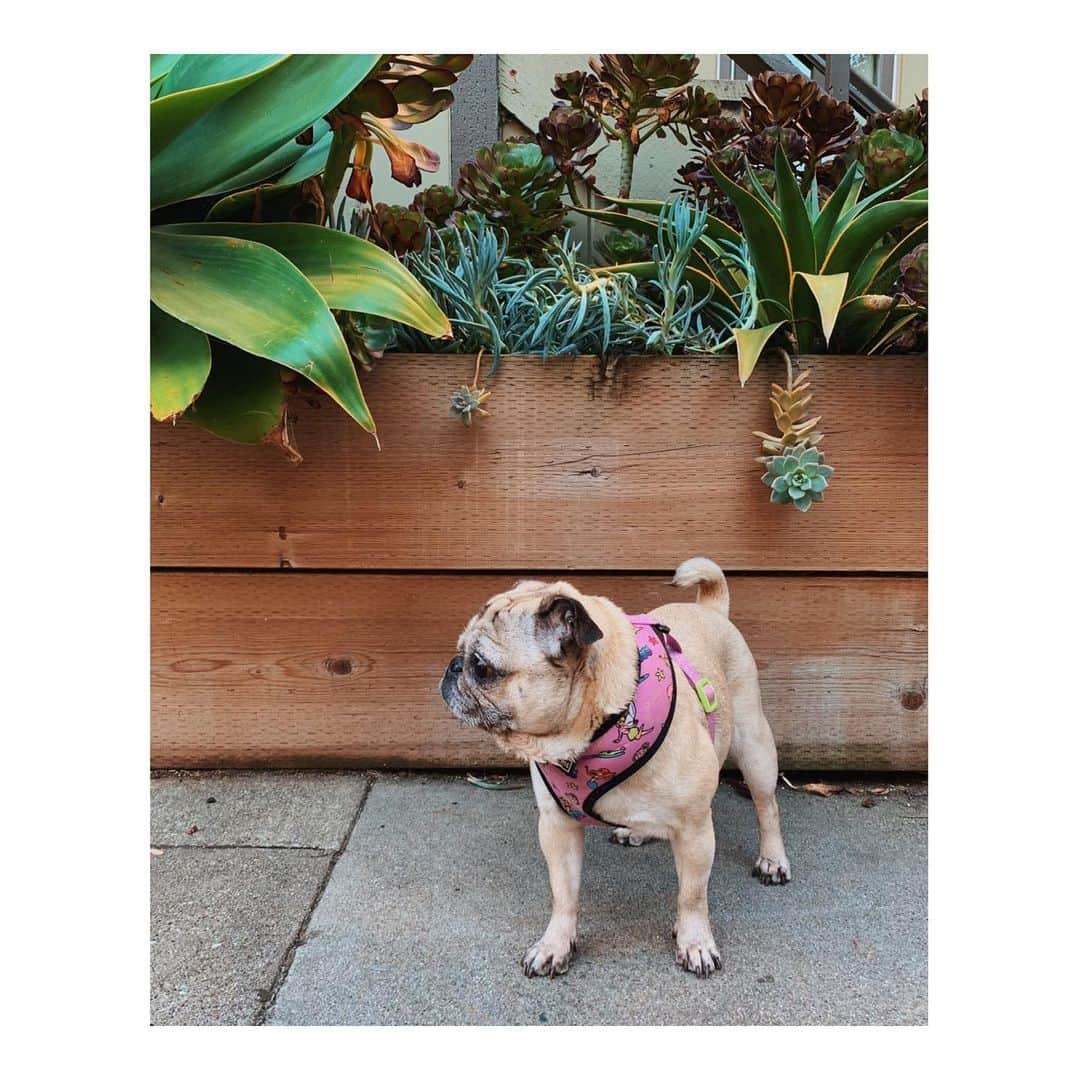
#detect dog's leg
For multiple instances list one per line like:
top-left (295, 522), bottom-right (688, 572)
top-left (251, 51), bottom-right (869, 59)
top-left (522, 808), bottom-right (584, 977)
top-left (670, 812), bottom-right (723, 977)
top-left (728, 678), bottom-right (792, 885)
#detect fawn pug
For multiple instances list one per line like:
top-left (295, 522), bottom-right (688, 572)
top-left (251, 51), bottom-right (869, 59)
top-left (440, 557), bottom-right (790, 978)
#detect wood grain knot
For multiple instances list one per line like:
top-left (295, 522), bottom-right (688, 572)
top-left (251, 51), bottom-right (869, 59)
top-left (899, 689), bottom-right (925, 711)
top-left (325, 657), bottom-right (353, 676)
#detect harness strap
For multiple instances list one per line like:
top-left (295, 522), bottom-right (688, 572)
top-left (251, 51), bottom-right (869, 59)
top-left (646, 622), bottom-right (719, 739)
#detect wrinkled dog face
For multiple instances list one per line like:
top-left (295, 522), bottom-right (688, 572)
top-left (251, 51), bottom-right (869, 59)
top-left (440, 581), bottom-right (603, 736)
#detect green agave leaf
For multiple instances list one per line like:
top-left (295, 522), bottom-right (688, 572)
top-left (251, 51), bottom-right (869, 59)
top-left (804, 174), bottom-right (820, 223)
top-left (592, 261), bottom-right (725, 309)
top-left (811, 160), bottom-right (859, 258)
top-left (151, 54), bottom-right (379, 209)
top-left (160, 222), bottom-right (450, 338)
top-left (832, 161), bottom-right (928, 237)
top-left (832, 294), bottom-right (899, 353)
top-left (867, 312), bottom-right (921, 355)
top-left (196, 120), bottom-right (331, 199)
top-left (589, 197), bottom-right (742, 245)
top-left (158, 54), bottom-right (286, 96)
top-left (151, 55), bottom-right (289, 157)
top-left (851, 221), bottom-right (928, 296)
top-left (707, 163), bottom-right (792, 313)
top-left (821, 198), bottom-right (928, 283)
top-left (774, 145), bottom-right (815, 272)
top-left (733, 321), bottom-right (784, 386)
top-left (150, 228), bottom-right (373, 432)
top-left (150, 303), bottom-right (211, 420)
top-left (794, 272), bottom-right (849, 346)
top-left (150, 54), bottom-right (183, 84)
top-left (187, 340), bottom-right (287, 446)
top-left (745, 168), bottom-right (782, 223)
top-left (774, 145), bottom-right (817, 351)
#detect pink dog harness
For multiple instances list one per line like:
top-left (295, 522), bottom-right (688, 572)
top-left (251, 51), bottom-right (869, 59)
top-left (537, 616), bottom-right (719, 827)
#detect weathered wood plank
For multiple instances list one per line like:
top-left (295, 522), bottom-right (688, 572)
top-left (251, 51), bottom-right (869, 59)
top-left (151, 354), bottom-right (927, 572)
top-left (151, 572), bottom-right (927, 771)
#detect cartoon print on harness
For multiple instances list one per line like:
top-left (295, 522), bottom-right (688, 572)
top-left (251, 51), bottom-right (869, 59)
top-left (585, 765), bottom-right (617, 790)
top-left (557, 791), bottom-right (584, 819)
top-left (612, 699), bottom-right (653, 744)
top-left (636, 640), bottom-right (656, 683)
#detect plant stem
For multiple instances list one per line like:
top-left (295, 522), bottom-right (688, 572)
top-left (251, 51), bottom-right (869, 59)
top-left (617, 134), bottom-right (634, 204)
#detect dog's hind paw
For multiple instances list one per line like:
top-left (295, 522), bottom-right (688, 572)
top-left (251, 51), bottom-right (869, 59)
top-left (522, 936), bottom-right (576, 978)
top-left (752, 854), bottom-right (791, 885)
top-left (609, 827), bottom-right (653, 847)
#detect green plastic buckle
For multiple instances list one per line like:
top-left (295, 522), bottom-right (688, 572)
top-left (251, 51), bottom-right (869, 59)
top-left (694, 677), bottom-right (718, 714)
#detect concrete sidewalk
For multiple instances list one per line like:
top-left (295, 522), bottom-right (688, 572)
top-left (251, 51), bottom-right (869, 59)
top-left (150, 771), bottom-right (927, 1025)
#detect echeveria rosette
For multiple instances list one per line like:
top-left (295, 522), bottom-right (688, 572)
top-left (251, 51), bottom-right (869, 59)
top-left (450, 383), bottom-right (491, 426)
top-left (762, 444), bottom-right (834, 512)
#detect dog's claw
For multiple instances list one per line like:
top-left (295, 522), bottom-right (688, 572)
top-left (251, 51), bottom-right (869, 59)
top-left (676, 942), bottom-right (722, 978)
top-left (522, 938), bottom-right (575, 978)
top-left (753, 856), bottom-right (792, 885)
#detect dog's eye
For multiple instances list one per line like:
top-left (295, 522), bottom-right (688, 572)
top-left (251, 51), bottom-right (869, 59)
top-left (470, 654), bottom-right (497, 681)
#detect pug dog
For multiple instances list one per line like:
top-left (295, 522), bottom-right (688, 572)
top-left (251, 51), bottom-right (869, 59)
top-left (440, 557), bottom-right (790, 978)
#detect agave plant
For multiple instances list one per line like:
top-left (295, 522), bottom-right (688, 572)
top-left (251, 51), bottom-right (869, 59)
top-left (456, 141), bottom-right (568, 259)
top-left (706, 145), bottom-right (927, 372)
top-left (149, 54), bottom-right (451, 454)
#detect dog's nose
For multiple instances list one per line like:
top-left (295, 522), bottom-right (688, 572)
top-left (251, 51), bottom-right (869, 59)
top-left (448, 655), bottom-right (463, 675)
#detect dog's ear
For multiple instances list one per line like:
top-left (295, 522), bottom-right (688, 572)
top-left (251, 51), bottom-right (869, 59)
top-left (535, 594), bottom-right (604, 657)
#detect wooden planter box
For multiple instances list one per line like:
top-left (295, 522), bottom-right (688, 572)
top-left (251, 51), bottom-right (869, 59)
top-left (151, 352), bottom-right (927, 771)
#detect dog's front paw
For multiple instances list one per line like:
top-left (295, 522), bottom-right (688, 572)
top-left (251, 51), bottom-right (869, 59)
top-left (752, 854), bottom-right (791, 885)
top-left (675, 931), bottom-right (722, 979)
top-left (522, 936), bottom-right (576, 978)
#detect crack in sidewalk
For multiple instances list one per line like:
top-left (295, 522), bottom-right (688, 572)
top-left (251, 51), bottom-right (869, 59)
top-left (253, 771), bottom-right (378, 1025)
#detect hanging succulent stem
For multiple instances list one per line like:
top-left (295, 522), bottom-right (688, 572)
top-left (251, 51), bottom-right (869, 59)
top-left (449, 349), bottom-right (492, 426)
top-left (753, 350), bottom-right (834, 512)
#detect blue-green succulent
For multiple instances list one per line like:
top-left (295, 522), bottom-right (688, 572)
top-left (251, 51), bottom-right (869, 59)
top-left (762, 443), bottom-right (833, 512)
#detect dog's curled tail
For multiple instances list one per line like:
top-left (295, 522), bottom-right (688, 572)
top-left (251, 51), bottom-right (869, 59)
top-left (672, 557), bottom-right (730, 620)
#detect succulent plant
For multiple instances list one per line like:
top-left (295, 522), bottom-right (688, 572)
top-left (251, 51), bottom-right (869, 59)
top-left (856, 128), bottom-right (925, 190)
top-left (753, 364), bottom-right (822, 456)
top-left (746, 71), bottom-right (820, 126)
top-left (410, 184), bottom-right (461, 228)
top-left (596, 228), bottom-right (650, 265)
top-left (550, 54), bottom-right (711, 199)
top-left (896, 243), bottom-right (928, 307)
top-left (753, 356), bottom-right (833, 511)
top-left (456, 140), bottom-right (567, 258)
top-left (760, 443), bottom-right (834, 511)
top-left (450, 352), bottom-right (492, 425)
top-left (370, 202), bottom-right (430, 256)
top-left (537, 106), bottom-right (602, 201)
top-left (323, 54), bottom-right (473, 207)
top-left (675, 71), bottom-right (861, 218)
top-left (798, 94), bottom-right (858, 160)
